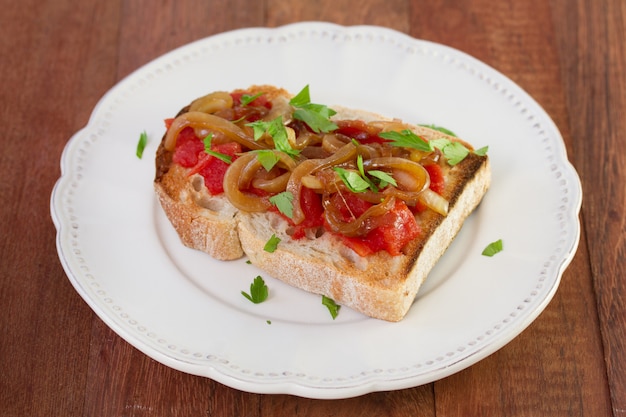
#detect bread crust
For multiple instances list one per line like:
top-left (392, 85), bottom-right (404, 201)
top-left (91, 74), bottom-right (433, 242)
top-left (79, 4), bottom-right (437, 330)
top-left (155, 132), bottom-right (243, 260)
top-left (154, 86), bottom-right (491, 320)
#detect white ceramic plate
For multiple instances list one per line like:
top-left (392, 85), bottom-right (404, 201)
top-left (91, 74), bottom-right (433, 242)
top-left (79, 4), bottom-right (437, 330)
top-left (51, 22), bottom-right (582, 399)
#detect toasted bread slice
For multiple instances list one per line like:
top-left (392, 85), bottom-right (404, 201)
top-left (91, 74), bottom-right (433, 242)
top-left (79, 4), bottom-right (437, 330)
top-left (237, 153), bottom-right (489, 321)
top-left (154, 85), bottom-right (490, 321)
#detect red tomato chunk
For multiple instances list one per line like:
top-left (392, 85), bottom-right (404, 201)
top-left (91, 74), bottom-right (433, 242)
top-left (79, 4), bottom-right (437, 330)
top-left (335, 120), bottom-right (387, 145)
top-left (172, 127), bottom-right (204, 167)
top-left (326, 192), bottom-right (420, 257)
top-left (193, 142), bottom-right (241, 195)
top-left (425, 163), bottom-right (445, 195)
top-left (171, 127), bottom-right (241, 195)
top-left (289, 187), bottom-right (325, 239)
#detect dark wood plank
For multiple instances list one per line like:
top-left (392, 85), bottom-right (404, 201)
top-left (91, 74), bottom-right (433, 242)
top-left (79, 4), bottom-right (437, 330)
top-left (0, 1), bottom-right (123, 416)
top-left (549, 0), bottom-right (626, 414)
top-left (435, 236), bottom-right (612, 416)
top-left (0, 0), bottom-right (122, 416)
top-left (266, 0), bottom-right (410, 30)
top-left (409, 0), bottom-right (612, 415)
top-left (116, 0), bottom-right (266, 80)
top-left (83, 320), bottom-right (262, 417)
top-left (74, 2), bottom-right (267, 416)
top-left (261, 388), bottom-right (435, 417)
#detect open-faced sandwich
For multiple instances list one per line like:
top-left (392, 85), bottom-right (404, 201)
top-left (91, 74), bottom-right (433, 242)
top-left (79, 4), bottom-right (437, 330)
top-left (154, 85), bottom-right (491, 321)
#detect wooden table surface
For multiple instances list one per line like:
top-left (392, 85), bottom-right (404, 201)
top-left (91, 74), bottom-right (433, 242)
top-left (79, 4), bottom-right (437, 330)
top-left (2, 0), bottom-right (624, 416)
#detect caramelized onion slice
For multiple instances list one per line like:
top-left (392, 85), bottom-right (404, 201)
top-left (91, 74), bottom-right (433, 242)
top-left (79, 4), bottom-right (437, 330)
top-left (164, 111), bottom-right (264, 151)
top-left (418, 188), bottom-right (449, 216)
top-left (323, 195), bottom-right (396, 237)
top-left (189, 91), bottom-right (233, 113)
top-left (222, 153), bottom-right (271, 212)
top-left (239, 150), bottom-right (297, 191)
top-left (287, 142), bottom-right (358, 224)
top-left (362, 157), bottom-right (430, 193)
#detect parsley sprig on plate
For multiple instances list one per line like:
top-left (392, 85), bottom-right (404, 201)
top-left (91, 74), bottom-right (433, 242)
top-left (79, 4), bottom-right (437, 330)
top-left (241, 276), bottom-right (269, 304)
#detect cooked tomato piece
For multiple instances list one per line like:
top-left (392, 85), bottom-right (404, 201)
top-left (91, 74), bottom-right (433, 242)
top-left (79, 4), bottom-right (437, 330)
top-left (172, 127), bottom-right (204, 167)
top-left (360, 199), bottom-right (420, 256)
top-left (335, 120), bottom-right (386, 145)
top-left (425, 163), bottom-right (445, 195)
top-left (231, 92), bottom-right (272, 109)
top-left (329, 195), bottom-right (420, 256)
top-left (191, 142), bottom-right (241, 195)
top-left (329, 191), bottom-right (373, 222)
top-left (227, 92), bottom-right (273, 122)
top-left (289, 186), bottom-right (325, 239)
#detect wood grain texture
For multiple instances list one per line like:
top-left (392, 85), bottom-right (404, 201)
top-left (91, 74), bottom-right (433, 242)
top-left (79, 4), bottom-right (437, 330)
top-left (549, 0), bottom-right (626, 414)
top-left (0, 0), bottom-right (623, 416)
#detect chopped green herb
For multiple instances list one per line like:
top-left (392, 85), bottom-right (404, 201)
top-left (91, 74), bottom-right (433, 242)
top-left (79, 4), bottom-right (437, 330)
top-left (289, 85), bottom-right (338, 133)
top-left (289, 85), bottom-right (312, 108)
top-left (202, 134), bottom-right (232, 164)
top-left (368, 170), bottom-right (397, 188)
top-left (356, 154), bottom-right (366, 177)
top-left (419, 124), bottom-right (457, 137)
top-left (482, 239), bottom-right (503, 257)
top-left (269, 191), bottom-right (294, 219)
top-left (263, 233), bottom-right (282, 253)
top-left (266, 320), bottom-right (272, 325)
top-left (241, 276), bottom-right (269, 304)
top-left (379, 129), bottom-right (433, 152)
top-left (322, 295), bottom-right (341, 320)
top-left (240, 92), bottom-right (265, 106)
top-left (474, 145), bottom-right (489, 156)
top-left (136, 131), bottom-right (148, 159)
top-left (430, 138), bottom-right (470, 166)
top-left (335, 156), bottom-right (394, 193)
top-left (247, 117), bottom-right (299, 157)
top-left (334, 167), bottom-right (371, 193)
top-left (292, 106), bottom-right (338, 134)
top-left (252, 149), bottom-right (281, 171)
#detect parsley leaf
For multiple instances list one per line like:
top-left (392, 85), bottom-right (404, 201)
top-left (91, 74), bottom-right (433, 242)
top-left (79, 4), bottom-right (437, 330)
top-left (334, 167), bottom-right (371, 193)
top-left (252, 149), bottom-right (281, 171)
top-left (269, 191), bottom-right (294, 219)
top-left (336, 156), bottom-right (395, 192)
top-left (322, 295), bottom-right (341, 320)
top-left (203, 134), bottom-right (233, 164)
top-left (430, 139), bottom-right (469, 166)
top-left (240, 92), bottom-right (264, 106)
top-left (241, 276), bottom-right (269, 304)
top-left (356, 154), bottom-right (379, 192)
top-left (368, 170), bottom-right (397, 188)
top-left (263, 234), bottom-right (281, 253)
top-left (379, 130), bottom-right (433, 152)
top-left (289, 85), bottom-right (312, 107)
top-left (474, 146), bottom-right (489, 156)
top-left (292, 106), bottom-right (338, 133)
top-left (289, 85), bottom-right (338, 133)
top-left (482, 239), bottom-right (503, 257)
top-left (247, 117), bottom-right (299, 157)
top-left (136, 131), bottom-right (148, 159)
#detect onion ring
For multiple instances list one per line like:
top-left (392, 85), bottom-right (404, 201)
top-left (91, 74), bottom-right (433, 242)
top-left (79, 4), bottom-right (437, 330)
top-left (164, 111), bottom-right (265, 151)
top-left (287, 142), bottom-right (358, 224)
top-left (323, 195), bottom-right (396, 237)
